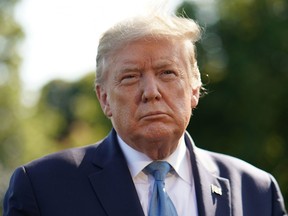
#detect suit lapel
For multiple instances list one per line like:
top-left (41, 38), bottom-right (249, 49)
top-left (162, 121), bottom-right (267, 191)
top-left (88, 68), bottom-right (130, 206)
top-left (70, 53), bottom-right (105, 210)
top-left (89, 130), bottom-right (145, 216)
top-left (185, 133), bottom-right (232, 216)
top-left (88, 129), bottom-right (231, 216)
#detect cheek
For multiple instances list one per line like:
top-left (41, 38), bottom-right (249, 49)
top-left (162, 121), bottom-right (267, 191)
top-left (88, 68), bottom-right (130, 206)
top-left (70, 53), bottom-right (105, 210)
top-left (177, 99), bottom-right (192, 117)
top-left (172, 89), bottom-right (193, 118)
top-left (109, 92), bottom-right (134, 119)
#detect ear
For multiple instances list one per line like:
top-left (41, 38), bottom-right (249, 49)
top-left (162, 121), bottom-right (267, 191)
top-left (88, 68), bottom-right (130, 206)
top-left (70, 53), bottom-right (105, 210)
top-left (96, 85), bottom-right (112, 117)
top-left (191, 85), bottom-right (200, 109)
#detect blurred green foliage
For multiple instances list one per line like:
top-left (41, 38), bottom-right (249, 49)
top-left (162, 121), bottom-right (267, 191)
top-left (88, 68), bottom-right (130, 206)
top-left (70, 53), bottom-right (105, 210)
top-left (20, 74), bottom-right (112, 163)
top-left (0, 0), bottom-right (24, 167)
top-left (0, 0), bottom-right (24, 210)
top-left (178, 0), bottom-right (288, 208)
top-left (1, 0), bottom-right (287, 211)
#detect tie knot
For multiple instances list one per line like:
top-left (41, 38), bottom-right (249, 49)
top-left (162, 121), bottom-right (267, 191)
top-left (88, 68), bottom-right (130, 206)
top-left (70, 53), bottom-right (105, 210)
top-left (145, 161), bottom-right (171, 181)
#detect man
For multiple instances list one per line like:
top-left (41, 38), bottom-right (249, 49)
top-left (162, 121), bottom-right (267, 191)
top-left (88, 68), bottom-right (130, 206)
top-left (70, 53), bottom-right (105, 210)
top-left (3, 13), bottom-right (287, 216)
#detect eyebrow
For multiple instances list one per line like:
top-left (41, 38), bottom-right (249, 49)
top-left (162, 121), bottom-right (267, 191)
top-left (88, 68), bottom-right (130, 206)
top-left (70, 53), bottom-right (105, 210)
top-left (119, 64), bottom-right (142, 73)
top-left (152, 59), bottom-right (177, 69)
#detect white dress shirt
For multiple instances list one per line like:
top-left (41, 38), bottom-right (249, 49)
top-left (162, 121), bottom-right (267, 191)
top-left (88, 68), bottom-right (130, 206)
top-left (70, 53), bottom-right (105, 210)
top-left (118, 135), bottom-right (198, 216)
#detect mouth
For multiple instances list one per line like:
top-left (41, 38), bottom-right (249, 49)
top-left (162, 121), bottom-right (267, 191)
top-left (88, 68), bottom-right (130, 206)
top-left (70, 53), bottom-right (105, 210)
top-left (140, 111), bottom-right (169, 120)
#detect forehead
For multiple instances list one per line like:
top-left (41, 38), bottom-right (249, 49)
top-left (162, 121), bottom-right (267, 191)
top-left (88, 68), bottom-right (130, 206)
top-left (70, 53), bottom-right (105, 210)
top-left (111, 37), bottom-right (188, 67)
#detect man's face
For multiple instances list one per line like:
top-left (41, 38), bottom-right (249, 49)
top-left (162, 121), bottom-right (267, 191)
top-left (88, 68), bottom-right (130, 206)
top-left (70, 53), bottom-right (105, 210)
top-left (96, 38), bottom-right (200, 159)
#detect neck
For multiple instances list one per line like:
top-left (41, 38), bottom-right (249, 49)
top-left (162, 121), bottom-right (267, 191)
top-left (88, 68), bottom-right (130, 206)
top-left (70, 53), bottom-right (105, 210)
top-left (128, 137), bottom-right (181, 160)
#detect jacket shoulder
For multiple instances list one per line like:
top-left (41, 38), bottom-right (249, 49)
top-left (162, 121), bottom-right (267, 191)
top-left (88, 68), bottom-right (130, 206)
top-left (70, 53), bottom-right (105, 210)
top-left (23, 141), bottom-right (102, 174)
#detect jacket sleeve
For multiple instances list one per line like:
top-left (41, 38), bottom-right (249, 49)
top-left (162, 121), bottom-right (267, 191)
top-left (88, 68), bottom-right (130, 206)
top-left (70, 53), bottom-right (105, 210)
top-left (270, 174), bottom-right (287, 216)
top-left (3, 166), bottom-right (41, 216)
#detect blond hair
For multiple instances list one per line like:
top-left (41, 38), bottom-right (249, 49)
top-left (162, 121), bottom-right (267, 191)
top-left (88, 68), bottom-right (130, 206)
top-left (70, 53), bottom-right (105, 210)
top-left (96, 13), bottom-right (202, 88)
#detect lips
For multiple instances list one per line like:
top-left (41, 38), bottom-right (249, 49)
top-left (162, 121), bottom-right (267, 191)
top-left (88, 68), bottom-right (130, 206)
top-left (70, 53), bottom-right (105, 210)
top-left (140, 111), bottom-right (169, 120)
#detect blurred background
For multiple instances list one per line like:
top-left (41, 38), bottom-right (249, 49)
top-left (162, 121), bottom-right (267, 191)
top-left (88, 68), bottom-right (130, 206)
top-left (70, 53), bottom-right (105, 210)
top-left (1, 0), bottom-right (287, 211)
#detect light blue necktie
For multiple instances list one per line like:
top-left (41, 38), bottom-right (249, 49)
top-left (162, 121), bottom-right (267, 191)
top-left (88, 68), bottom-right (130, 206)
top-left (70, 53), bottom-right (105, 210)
top-left (145, 161), bottom-right (178, 216)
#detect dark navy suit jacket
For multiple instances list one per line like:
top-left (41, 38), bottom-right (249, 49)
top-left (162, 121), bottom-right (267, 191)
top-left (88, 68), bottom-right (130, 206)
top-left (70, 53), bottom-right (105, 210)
top-left (3, 129), bottom-right (287, 215)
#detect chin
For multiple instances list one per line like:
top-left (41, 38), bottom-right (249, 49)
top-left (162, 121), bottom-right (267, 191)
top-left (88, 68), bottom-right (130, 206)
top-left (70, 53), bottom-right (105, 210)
top-left (141, 125), bottom-right (181, 141)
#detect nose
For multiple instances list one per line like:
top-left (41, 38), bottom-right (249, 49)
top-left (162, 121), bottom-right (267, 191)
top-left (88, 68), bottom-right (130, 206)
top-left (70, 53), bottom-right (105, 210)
top-left (141, 75), bottom-right (162, 103)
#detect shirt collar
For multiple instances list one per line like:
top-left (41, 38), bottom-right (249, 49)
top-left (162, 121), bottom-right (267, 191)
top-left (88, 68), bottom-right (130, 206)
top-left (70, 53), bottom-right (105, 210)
top-left (117, 134), bottom-right (192, 185)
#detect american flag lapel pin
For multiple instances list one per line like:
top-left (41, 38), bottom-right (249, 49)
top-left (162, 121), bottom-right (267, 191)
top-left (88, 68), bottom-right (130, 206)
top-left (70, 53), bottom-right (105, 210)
top-left (211, 184), bottom-right (222, 195)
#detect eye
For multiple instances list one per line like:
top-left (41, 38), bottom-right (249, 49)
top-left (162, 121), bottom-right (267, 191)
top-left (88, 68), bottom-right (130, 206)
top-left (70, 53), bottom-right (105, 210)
top-left (163, 70), bottom-right (175, 75)
top-left (119, 72), bottom-right (140, 85)
top-left (122, 74), bottom-right (136, 80)
top-left (160, 70), bottom-right (178, 80)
